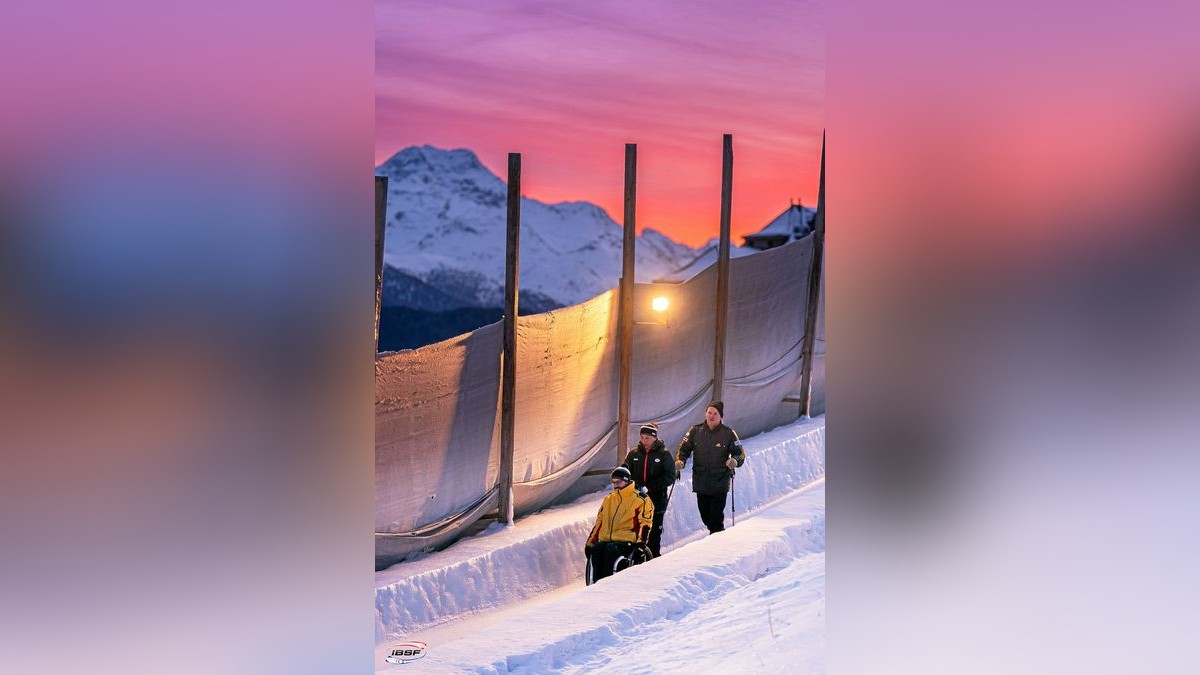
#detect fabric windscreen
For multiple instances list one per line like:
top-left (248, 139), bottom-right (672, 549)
top-left (376, 233), bottom-right (824, 565)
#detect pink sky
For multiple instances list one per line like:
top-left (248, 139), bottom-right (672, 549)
top-left (376, 0), bottom-right (824, 247)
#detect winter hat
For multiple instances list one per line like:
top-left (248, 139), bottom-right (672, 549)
top-left (707, 400), bottom-right (724, 417)
top-left (611, 466), bottom-right (633, 483)
top-left (638, 423), bottom-right (659, 437)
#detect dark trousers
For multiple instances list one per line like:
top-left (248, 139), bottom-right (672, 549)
top-left (589, 541), bottom-right (634, 583)
top-left (648, 496), bottom-right (667, 557)
top-left (696, 492), bottom-right (728, 533)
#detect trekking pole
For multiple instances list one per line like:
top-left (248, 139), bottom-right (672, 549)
top-left (730, 469), bottom-right (736, 526)
top-left (655, 473), bottom-right (677, 555)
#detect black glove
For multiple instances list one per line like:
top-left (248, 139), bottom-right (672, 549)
top-left (584, 544), bottom-right (593, 558)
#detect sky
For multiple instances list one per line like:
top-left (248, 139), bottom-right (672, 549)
top-left (376, 0), bottom-right (824, 247)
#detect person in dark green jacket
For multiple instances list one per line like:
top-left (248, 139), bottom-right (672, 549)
top-left (675, 401), bottom-right (745, 533)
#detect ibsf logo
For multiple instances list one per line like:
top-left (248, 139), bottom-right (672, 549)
top-left (385, 641), bottom-right (428, 665)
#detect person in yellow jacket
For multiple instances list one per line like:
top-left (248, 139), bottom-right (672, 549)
top-left (584, 466), bottom-right (655, 584)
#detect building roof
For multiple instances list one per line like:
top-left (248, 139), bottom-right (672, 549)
top-left (654, 203), bottom-right (820, 283)
top-left (742, 204), bottom-right (816, 244)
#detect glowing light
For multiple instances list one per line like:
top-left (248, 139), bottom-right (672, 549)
top-left (651, 296), bottom-right (670, 313)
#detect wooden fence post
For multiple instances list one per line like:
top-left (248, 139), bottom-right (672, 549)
top-left (375, 176), bottom-right (388, 352)
top-left (799, 132), bottom-right (826, 417)
top-left (618, 143), bottom-right (637, 464)
top-left (713, 134), bottom-right (734, 402)
top-left (499, 153), bottom-right (521, 524)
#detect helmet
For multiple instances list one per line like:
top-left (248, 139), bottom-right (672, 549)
top-left (611, 466), bottom-right (633, 483)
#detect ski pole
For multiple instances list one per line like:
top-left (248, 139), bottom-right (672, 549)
top-left (730, 470), bottom-right (736, 526)
top-left (655, 473), bottom-right (677, 555)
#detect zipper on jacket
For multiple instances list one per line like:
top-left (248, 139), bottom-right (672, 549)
top-left (607, 488), bottom-right (623, 539)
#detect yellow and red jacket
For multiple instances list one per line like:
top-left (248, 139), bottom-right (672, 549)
top-left (586, 482), bottom-right (655, 546)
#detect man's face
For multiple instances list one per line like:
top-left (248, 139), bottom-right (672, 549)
top-left (639, 433), bottom-right (656, 446)
top-left (705, 406), bottom-right (721, 427)
top-left (611, 478), bottom-right (628, 491)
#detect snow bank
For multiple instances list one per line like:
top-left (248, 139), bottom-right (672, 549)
top-left (662, 416), bottom-right (825, 550)
top-left (375, 417), bottom-right (824, 641)
top-left (389, 479), bottom-right (824, 673)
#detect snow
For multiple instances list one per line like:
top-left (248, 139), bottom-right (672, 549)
top-left (751, 203), bottom-right (818, 239)
top-left (376, 145), bottom-right (699, 308)
top-left (375, 417), bottom-right (825, 673)
top-left (375, 146), bottom-right (818, 306)
top-left (653, 204), bottom-right (817, 283)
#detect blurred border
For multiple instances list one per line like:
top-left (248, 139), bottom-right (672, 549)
top-left (1, 1), bottom-right (376, 673)
top-left (829, 1), bottom-right (1200, 672)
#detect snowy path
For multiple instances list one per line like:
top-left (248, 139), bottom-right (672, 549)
top-left (375, 417), bottom-right (825, 672)
top-left (380, 480), bottom-right (824, 673)
top-left (591, 483), bottom-right (824, 674)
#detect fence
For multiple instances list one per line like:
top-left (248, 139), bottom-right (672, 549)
top-left (375, 232), bottom-right (823, 569)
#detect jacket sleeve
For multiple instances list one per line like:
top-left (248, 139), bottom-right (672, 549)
top-left (728, 428), bottom-right (745, 467)
top-left (676, 425), bottom-right (696, 466)
top-left (587, 504), bottom-right (604, 546)
top-left (637, 496), bottom-right (655, 542)
top-left (620, 449), bottom-right (635, 471)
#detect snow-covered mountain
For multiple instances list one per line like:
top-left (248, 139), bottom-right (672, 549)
top-left (376, 145), bottom-right (699, 310)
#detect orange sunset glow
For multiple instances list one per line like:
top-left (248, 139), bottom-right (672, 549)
top-left (375, 0), bottom-right (824, 247)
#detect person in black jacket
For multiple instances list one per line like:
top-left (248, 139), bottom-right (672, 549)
top-left (675, 401), bottom-right (745, 534)
top-left (621, 422), bottom-right (676, 557)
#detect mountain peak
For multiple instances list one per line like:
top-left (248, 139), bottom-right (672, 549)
top-left (378, 145), bottom-right (490, 177)
top-left (377, 145), bottom-right (507, 204)
top-left (378, 144), bottom-right (703, 309)
top-left (640, 227), bottom-right (680, 245)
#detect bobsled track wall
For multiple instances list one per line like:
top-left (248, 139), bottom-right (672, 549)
top-left (375, 234), bottom-right (824, 568)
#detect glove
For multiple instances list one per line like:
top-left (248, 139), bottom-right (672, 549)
top-left (675, 460), bottom-right (684, 471)
top-left (584, 544), bottom-right (593, 558)
top-left (725, 457), bottom-right (738, 470)
top-left (637, 485), bottom-right (648, 496)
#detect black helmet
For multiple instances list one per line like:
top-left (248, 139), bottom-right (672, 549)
top-left (611, 466), bottom-right (632, 483)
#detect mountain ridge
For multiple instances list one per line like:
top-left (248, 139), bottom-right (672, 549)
top-left (376, 145), bottom-right (699, 311)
